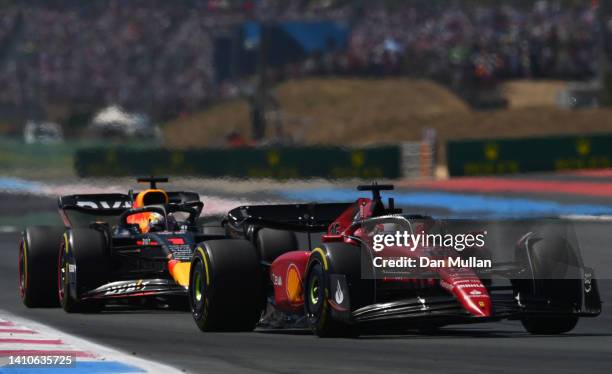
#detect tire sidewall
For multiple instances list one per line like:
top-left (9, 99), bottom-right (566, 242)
top-left (19, 226), bottom-right (64, 307)
top-left (189, 249), bottom-right (210, 329)
top-left (305, 258), bottom-right (327, 328)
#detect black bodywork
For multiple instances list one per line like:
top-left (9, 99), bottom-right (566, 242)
top-left (58, 189), bottom-right (225, 302)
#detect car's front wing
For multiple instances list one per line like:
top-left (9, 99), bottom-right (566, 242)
top-left (81, 279), bottom-right (187, 300)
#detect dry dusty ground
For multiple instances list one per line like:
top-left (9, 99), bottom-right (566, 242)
top-left (163, 78), bottom-right (612, 157)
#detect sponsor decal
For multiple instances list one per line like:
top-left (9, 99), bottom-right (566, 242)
top-left (103, 280), bottom-right (150, 296)
top-left (459, 283), bottom-right (482, 289)
top-left (328, 275), bottom-right (350, 311)
top-left (334, 280), bottom-right (344, 304)
top-left (168, 244), bottom-right (192, 260)
top-left (285, 264), bottom-right (302, 304)
top-left (272, 273), bottom-right (282, 287)
top-left (76, 201), bottom-right (131, 209)
top-left (469, 289), bottom-right (482, 295)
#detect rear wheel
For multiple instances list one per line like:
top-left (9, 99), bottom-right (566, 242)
top-left (59, 229), bottom-right (107, 313)
top-left (189, 240), bottom-right (263, 331)
top-left (255, 228), bottom-right (298, 264)
top-left (19, 226), bottom-right (64, 307)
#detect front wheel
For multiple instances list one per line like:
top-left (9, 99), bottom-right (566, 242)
top-left (304, 251), bottom-right (357, 338)
top-left (521, 316), bottom-right (579, 335)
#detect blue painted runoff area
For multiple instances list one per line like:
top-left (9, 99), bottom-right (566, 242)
top-left (0, 361), bottom-right (145, 373)
top-left (280, 188), bottom-right (612, 218)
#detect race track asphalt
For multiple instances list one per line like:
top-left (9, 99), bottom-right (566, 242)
top-left (1, 192), bottom-right (612, 373)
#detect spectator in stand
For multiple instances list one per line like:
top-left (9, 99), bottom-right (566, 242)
top-left (0, 0), bottom-right (601, 119)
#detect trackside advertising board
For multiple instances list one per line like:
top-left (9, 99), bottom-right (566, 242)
top-left (74, 146), bottom-right (401, 179)
top-left (447, 134), bottom-right (612, 176)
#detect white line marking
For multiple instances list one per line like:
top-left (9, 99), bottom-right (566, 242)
top-left (559, 215), bottom-right (612, 221)
top-left (0, 310), bottom-right (184, 372)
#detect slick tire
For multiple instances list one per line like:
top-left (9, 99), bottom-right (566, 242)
top-left (516, 225), bottom-right (582, 334)
top-left (19, 226), bottom-right (65, 307)
top-left (521, 316), bottom-right (579, 335)
top-left (255, 228), bottom-right (298, 264)
top-left (304, 245), bottom-right (369, 338)
top-left (189, 240), bottom-right (263, 332)
top-left (59, 229), bottom-right (108, 313)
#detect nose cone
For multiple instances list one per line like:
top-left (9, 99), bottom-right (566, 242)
top-left (438, 268), bottom-right (492, 318)
top-left (452, 284), bottom-right (491, 317)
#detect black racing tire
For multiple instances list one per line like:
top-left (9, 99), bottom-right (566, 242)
top-left (59, 229), bottom-right (108, 313)
top-left (19, 226), bottom-right (65, 307)
top-left (255, 228), bottom-right (298, 264)
top-left (189, 240), bottom-right (263, 332)
top-left (521, 316), bottom-right (579, 335)
top-left (526, 226), bottom-right (581, 279)
top-left (304, 248), bottom-right (362, 338)
top-left (304, 258), bottom-right (347, 337)
top-left (516, 226), bottom-right (582, 334)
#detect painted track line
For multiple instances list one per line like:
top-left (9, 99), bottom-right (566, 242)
top-left (0, 312), bottom-right (183, 373)
top-left (558, 214), bottom-right (612, 221)
top-left (402, 177), bottom-right (612, 197)
top-left (0, 339), bottom-right (63, 345)
top-left (0, 350), bottom-right (96, 358)
top-left (0, 329), bottom-right (36, 334)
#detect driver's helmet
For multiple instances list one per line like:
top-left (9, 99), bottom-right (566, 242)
top-left (147, 212), bottom-right (166, 232)
top-left (127, 211), bottom-right (165, 233)
top-left (126, 189), bottom-right (169, 233)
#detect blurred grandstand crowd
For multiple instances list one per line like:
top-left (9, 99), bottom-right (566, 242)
top-left (0, 0), bottom-right (601, 119)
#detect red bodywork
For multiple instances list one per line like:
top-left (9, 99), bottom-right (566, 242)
top-left (269, 197), bottom-right (492, 318)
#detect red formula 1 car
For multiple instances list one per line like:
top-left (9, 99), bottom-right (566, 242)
top-left (188, 184), bottom-right (601, 336)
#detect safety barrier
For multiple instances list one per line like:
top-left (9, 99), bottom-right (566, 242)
top-left (447, 134), bottom-right (612, 176)
top-left (74, 145), bottom-right (420, 179)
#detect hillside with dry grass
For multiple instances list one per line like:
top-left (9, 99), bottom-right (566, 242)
top-left (163, 78), bottom-right (612, 152)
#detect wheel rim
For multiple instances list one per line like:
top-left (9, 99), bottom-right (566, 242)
top-left (18, 241), bottom-right (26, 298)
top-left (309, 274), bottom-right (320, 305)
top-left (58, 242), bottom-right (67, 302)
top-left (190, 261), bottom-right (205, 319)
top-left (194, 270), bottom-right (202, 302)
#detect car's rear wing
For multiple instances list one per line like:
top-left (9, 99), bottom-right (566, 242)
top-left (58, 194), bottom-right (132, 213)
top-left (226, 202), bottom-right (354, 233)
top-left (58, 191), bottom-right (200, 212)
top-left (167, 191), bottom-right (200, 204)
top-left (58, 191), bottom-right (201, 227)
